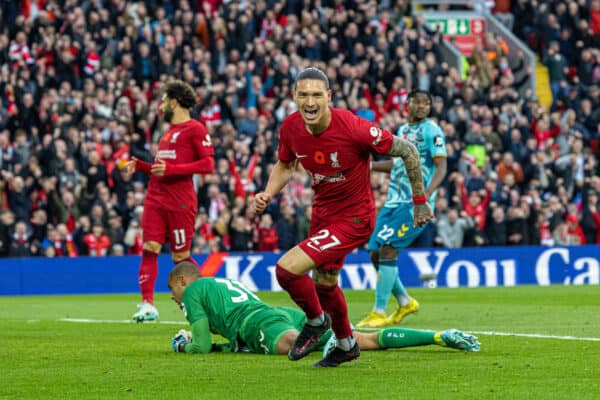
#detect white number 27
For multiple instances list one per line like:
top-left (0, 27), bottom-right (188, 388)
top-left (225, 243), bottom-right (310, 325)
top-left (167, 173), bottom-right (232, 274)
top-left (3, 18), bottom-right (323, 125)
top-left (307, 229), bottom-right (341, 252)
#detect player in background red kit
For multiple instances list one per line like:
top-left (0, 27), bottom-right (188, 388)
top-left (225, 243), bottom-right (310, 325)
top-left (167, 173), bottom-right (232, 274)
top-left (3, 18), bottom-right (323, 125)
top-left (126, 80), bottom-right (214, 322)
top-left (253, 68), bottom-right (433, 367)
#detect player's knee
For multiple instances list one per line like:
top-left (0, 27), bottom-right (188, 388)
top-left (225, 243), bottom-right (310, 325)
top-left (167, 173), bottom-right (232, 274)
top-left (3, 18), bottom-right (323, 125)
top-left (278, 246), bottom-right (315, 275)
top-left (380, 245), bottom-right (397, 260)
top-left (172, 251), bottom-right (190, 264)
top-left (143, 241), bottom-right (161, 254)
top-left (313, 268), bottom-right (339, 286)
top-left (277, 331), bottom-right (298, 355)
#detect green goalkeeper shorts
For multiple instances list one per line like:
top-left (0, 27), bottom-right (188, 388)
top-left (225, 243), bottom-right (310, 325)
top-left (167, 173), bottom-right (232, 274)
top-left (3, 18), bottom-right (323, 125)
top-left (240, 306), bottom-right (334, 354)
top-left (239, 307), bottom-right (301, 355)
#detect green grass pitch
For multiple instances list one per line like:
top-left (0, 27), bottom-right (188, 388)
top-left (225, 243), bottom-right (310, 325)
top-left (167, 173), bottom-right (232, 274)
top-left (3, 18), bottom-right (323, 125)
top-left (1, 286), bottom-right (599, 400)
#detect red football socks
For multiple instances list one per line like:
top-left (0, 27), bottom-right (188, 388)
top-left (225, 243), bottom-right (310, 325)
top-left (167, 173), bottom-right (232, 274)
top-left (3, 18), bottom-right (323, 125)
top-left (139, 250), bottom-right (158, 304)
top-left (275, 264), bottom-right (323, 319)
top-left (315, 283), bottom-right (352, 339)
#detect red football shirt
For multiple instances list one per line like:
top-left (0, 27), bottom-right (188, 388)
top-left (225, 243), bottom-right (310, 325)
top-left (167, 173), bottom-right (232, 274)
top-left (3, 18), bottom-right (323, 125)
top-left (145, 119), bottom-right (214, 212)
top-left (278, 108), bottom-right (393, 220)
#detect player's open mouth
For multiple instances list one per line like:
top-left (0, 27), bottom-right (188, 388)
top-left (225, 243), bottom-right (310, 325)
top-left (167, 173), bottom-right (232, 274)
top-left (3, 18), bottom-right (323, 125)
top-left (304, 108), bottom-right (318, 119)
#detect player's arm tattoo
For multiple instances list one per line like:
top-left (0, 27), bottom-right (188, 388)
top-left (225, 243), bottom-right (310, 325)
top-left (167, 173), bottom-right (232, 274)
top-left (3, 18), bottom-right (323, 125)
top-left (387, 136), bottom-right (426, 196)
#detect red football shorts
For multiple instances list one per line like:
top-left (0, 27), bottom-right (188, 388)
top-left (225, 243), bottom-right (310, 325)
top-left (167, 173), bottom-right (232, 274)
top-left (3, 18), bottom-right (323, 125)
top-left (298, 213), bottom-right (375, 271)
top-left (141, 205), bottom-right (195, 253)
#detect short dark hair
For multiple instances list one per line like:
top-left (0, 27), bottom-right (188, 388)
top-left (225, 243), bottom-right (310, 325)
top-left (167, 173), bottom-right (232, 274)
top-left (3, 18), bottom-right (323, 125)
top-left (168, 261), bottom-right (201, 282)
top-left (164, 80), bottom-right (198, 109)
top-left (294, 67), bottom-right (330, 90)
top-left (407, 90), bottom-right (433, 105)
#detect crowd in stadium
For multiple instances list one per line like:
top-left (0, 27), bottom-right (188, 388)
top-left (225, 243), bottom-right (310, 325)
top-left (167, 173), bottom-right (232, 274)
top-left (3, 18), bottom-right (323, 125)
top-left (0, 0), bottom-right (599, 258)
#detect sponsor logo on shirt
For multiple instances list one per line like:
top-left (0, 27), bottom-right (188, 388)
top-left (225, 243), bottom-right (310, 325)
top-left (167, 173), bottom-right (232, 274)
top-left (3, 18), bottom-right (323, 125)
top-left (157, 149), bottom-right (176, 159)
top-left (310, 171), bottom-right (346, 185)
top-left (434, 135), bottom-right (444, 147)
top-left (170, 131), bottom-right (181, 143)
top-left (330, 152), bottom-right (340, 168)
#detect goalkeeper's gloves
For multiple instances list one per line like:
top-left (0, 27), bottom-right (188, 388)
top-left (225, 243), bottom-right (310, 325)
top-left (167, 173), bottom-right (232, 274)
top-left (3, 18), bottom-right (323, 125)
top-left (171, 329), bottom-right (192, 353)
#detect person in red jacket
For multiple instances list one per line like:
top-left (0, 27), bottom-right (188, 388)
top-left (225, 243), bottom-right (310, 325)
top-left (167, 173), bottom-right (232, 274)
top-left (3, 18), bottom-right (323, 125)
top-left (530, 110), bottom-right (560, 150)
top-left (565, 214), bottom-right (586, 245)
top-left (457, 175), bottom-right (491, 230)
top-left (227, 150), bottom-right (259, 201)
top-left (83, 223), bottom-right (111, 256)
top-left (255, 213), bottom-right (279, 251)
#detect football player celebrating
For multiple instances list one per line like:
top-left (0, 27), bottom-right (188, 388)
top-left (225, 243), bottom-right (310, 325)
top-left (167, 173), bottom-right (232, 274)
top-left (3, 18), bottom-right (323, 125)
top-left (253, 68), bottom-right (433, 367)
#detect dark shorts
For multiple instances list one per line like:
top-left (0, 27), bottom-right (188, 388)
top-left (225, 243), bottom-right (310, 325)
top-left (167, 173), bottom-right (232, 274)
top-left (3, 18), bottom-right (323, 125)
top-left (298, 214), bottom-right (375, 271)
top-left (141, 205), bottom-right (195, 252)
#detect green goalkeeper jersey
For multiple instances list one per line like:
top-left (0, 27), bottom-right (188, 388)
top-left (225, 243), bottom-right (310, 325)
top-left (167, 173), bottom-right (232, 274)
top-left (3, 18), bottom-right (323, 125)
top-left (182, 277), bottom-right (269, 345)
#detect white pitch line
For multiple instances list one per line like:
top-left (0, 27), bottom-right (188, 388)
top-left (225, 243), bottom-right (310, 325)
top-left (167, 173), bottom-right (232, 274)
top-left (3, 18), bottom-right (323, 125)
top-left (467, 330), bottom-right (600, 342)
top-left (58, 318), bottom-right (600, 342)
top-left (59, 318), bottom-right (187, 325)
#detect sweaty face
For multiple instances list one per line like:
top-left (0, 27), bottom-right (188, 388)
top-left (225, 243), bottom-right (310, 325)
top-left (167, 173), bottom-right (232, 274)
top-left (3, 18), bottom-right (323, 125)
top-left (408, 93), bottom-right (431, 121)
top-left (160, 93), bottom-right (175, 123)
top-left (294, 79), bottom-right (331, 128)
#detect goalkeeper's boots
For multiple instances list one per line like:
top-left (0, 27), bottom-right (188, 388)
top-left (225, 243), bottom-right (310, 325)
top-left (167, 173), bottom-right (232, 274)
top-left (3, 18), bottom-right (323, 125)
top-left (439, 329), bottom-right (481, 352)
top-left (356, 311), bottom-right (388, 328)
top-left (384, 297), bottom-right (419, 325)
top-left (132, 302), bottom-right (159, 322)
top-left (288, 313), bottom-right (331, 361)
top-left (313, 342), bottom-right (360, 368)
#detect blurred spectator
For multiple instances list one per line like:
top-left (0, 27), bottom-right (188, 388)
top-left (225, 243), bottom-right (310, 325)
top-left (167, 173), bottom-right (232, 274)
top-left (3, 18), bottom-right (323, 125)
top-left (581, 188), bottom-right (600, 244)
top-left (255, 213), bottom-right (279, 252)
top-left (543, 41), bottom-right (569, 110)
top-left (6, 175), bottom-right (32, 222)
top-left (123, 218), bottom-right (143, 255)
top-left (497, 152), bottom-right (525, 187)
top-left (229, 214), bottom-right (253, 252)
top-left (83, 223), bottom-right (111, 256)
top-left (275, 203), bottom-right (297, 251)
top-left (484, 205), bottom-right (508, 246)
top-left (0, 210), bottom-right (15, 257)
top-left (456, 174), bottom-right (491, 231)
top-left (434, 208), bottom-right (474, 248)
top-left (554, 214), bottom-right (586, 245)
top-left (106, 210), bottom-right (124, 250)
top-left (10, 221), bottom-right (31, 257)
top-left (296, 204), bottom-right (312, 242)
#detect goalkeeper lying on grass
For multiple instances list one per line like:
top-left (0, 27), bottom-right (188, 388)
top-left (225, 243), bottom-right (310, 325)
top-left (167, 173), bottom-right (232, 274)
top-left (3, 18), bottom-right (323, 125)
top-left (169, 262), bottom-right (480, 362)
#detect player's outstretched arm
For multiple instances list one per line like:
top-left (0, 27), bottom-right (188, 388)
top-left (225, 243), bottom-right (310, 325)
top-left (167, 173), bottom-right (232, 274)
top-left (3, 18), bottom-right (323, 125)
top-left (172, 317), bottom-right (213, 354)
top-left (387, 136), bottom-right (433, 227)
top-left (254, 160), bottom-right (296, 214)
